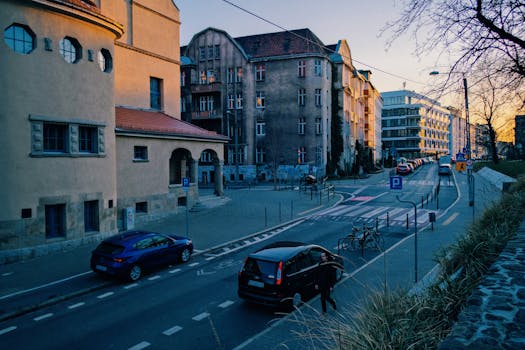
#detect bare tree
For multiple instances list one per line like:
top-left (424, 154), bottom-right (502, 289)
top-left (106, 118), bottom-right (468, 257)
top-left (384, 0), bottom-right (525, 96)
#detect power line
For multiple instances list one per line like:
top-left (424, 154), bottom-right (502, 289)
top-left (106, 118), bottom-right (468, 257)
top-left (220, 0), bottom-right (428, 86)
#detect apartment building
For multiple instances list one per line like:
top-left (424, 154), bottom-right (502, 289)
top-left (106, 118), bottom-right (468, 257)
top-left (182, 28), bottom-right (382, 181)
top-left (0, 0), bottom-right (226, 261)
top-left (381, 90), bottom-right (450, 159)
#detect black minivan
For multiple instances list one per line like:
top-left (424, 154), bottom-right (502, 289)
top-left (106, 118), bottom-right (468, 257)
top-left (237, 241), bottom-right (344, 308)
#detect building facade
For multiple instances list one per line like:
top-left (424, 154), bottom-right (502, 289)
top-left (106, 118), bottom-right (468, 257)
top-left (381, 90), bottom-right (450, 159)
top-left (0, 0), bottom-right (226, 262)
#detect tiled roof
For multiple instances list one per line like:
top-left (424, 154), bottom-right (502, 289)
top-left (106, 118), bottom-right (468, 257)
top-left (115, 107), bottom-right (229, 142)
top-left (57, 0), bottom-right (100, 13)
top-left (234, 29), bottom-right (328, 58)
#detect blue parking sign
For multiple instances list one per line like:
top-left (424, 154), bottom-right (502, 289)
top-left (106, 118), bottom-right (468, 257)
top-left (182, 177), bottom-right (190, 187)
top-left (390, 176), bottom-right (402, 190)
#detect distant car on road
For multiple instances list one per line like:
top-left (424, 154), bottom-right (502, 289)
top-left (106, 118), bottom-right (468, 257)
top-left (438, 163), bottom-right (453, 176)
top-left (238, 241), bottom-right (344, 309)
top-left (396, 163), bottom-right (412, 175)
top-left (90, 230), bottom-right (193, 281)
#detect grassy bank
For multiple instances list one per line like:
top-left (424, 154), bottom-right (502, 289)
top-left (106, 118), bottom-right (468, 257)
top-left (313, 177), bottom-right (525, 349)
top-left (473, 160), bottom-right (525, 179)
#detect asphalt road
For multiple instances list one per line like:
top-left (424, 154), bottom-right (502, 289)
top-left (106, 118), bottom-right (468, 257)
top-left (0, 164), bottom-right (471, 349)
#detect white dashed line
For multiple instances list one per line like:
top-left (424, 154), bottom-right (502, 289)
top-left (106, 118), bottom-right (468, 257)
top-left (162, 325), bottom-right (183, 336)
top-left (124, 283), bottom-right (139, 289)
top-left (192, 312), bottom-right (210, 321)
top-left (205, 256), bottom-right (216, 261)
top-left (148, 275), bottom-right (161, 281)
top-left (34, 313), bottom-right (53, 321)
top-left (218, 300), bottom-right (234, 308)
top-left (0, 326), bottom-right (17, 335)
top-left (1, 272), bottom-right (13, 277)
top-left (68, 302), bottom-right (85, 309)
top-left (222, 247), bottom-right (231, 252)
top-left (128, 341), bottom-right (150, 350)
top-left (97, 292), bottom-right (114, 299)
top-left (189, 262), bottom-right (199, 267)
top-left (243, 240), bottom-right (251, 244)
top-left (169, 268), bottom-right (181, 274)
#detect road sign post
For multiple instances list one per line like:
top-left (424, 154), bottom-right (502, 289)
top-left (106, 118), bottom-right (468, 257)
top-left (390, 176), bottom-right (403, 190)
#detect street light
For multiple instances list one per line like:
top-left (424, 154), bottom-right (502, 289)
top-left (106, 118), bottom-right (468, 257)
top-left (430, 70), bottom-right (474, 207)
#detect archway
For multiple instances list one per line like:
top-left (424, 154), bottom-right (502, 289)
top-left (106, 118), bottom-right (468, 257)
top-left (169, 148), bottom-right (193, 185)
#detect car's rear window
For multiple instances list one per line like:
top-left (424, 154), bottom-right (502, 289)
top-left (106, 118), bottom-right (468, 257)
top-left (96, 242), bottom-right (125, 255)
top-left (243, 258), bottom-right (277, 283)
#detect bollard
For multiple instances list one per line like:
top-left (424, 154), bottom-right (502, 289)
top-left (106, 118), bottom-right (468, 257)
top-left (406, 213), bottom-right (409, 230)
top-left (376, 217), bottom-right (379, 232)
top-left (279, 202), bottom-right (282, 222)
top-left (265, 207), bottom-right (267, 227)
top-left (387, 211), bottom-right (390, 228)
top-left (291, 200), bottom-right (294, 219)
top-left (421, 196), bottom-right (424, 208)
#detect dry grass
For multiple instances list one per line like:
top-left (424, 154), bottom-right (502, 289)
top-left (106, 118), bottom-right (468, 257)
top-left (294, 179), bottom-right (525, 350)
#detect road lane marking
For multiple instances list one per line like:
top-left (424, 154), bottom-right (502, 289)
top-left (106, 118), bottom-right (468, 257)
top-left (192, 312), bottom-right (210, 321)
top-left (168, 268), bottom-right (181, 274)
top-left (148, 275), bottom-right (161, 281)
top-left (205, 256), bottom-right (216, 261)
top-left (189, 262), bottom-right (199, 267)
top-left (162, 325), bottom-right (183, 336)
top-left (34, 313), bottom-right (53, 321)
top-left (128, 341), bottom-right (150, 350)
top-left (0, 326), bottom-right (17, 335)
top-left (124, 283), bottom-right (139, 289)
top-left (1, 272), bottom-right (13, 277)
top-left (218, 300), bottom-right (234, 308)
top-left (97, 292), bottom-right (114, 299)
top-left (443, 212), bottom-right (459, 226)
top-left (68, 302), bottom-right (85, 309)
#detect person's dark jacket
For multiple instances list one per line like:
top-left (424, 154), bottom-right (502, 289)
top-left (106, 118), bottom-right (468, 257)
top-left (316, 261), bottom-right (337, 290)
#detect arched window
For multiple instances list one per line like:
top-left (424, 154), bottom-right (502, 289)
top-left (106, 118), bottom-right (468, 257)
top-left (60, 37), bottom-right (82, 63)
top-left (98, 48), bottom-right (112, 73)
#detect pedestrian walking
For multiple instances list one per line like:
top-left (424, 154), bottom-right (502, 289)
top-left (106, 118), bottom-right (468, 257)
top-left (315, 252), bottom-right (337, 314)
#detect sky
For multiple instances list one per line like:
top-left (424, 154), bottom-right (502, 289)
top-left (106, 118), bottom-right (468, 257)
top-left (174, 0), bottom-right (448, 94)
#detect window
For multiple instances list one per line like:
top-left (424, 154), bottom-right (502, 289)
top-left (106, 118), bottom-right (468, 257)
top-left (256, 121), bottom-right (265, 136)
top-left (59, 37), bottom-right (82, 63)
top-left (314, 60), bottom-right (322, 76)
top-left (208, 45), bottom-right (214, 59)
top-left (200, 151), bottom-right (213, 163)
top-left (298, 147), bottom-right (306, 163)
top-left (298, 60), bottom-right (306, 77)
top-left (150, 77), bottom-right (162, 110)
top-left (298, 89), bottom-right (306, 106)
top-left (206, 96), bottom-right (214, 111)
top-left (298, 117), bottom-right (306, 135)
top-left (315, 117), bottom-right (322, 134)
top-left (136, 202), bottom-right (148, 213)
top-left (207, 70), bottom-right (215, 83)
top-left (84, 200), bottom-right (99, 232)
top-left (199, 96), bottom-right (207, 111)
top-left (255, 64), bottom-right (265, 81)
top-left (199, 46), bottom-right (206, 61)
top-left (97, 49), bottom-right (112, 72)
top-left (315, 89), bottom-right (322, 106)
top-left (227, 67), bottom-right (234, 83)
top-left (214, 44), bottom-right (221, 59)
top-left (4, 24), bottom-right (35, 55)
top-left (200, 70), bottom-right (206, 84)
top-left (180, 71), bottom-right (186, 87)
top-left (134, 146), bottom-right (148, 161)
top-left (44, 123), bottom-right (68, 152)
top-left (228, 94), bottom-right (235, 109)
top-left (256, 92), bottom-right (265, 109)
top-left (45, 204), bottom-right (66, 238)
top-left (236, 93), bottom-right (243, 109)
top-left (181, 97), bottom-right (186, 112)
top-left (79, 126), bottom-right (97, 153)
top-left (256, 147), bottom-right (266, 163)
top-left (236, 67), bottom-right (243, 82)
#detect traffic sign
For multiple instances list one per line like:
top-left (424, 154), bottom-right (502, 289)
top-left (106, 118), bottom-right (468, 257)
top-left (182, 177), bottom-right (190, 191)
top-left (390, 176), bottom-right (402, 190)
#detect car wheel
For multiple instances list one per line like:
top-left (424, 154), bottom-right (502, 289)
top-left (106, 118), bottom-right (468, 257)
top-left (128, 265), bottom-right (142, 281)
top-left (180, 247), bottom-right (191, 263)
top-left (292, 292), bottom-right (303, 308)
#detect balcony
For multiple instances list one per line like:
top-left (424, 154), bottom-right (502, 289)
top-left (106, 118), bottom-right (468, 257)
top-left (191, 82), bottom-right (222, 94)
top-left (192, 110), bottom-right (221, 120)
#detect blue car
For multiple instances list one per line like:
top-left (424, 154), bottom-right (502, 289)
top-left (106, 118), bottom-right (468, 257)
top-left (90, 230), bottom-right (193, 281)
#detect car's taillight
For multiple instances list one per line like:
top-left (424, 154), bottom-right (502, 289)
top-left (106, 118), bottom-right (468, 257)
top-left (238, 257), bottom-right (248, 277)
top-left (276, 261), bottom-right (283, 285)
top-left (113, 257), bottom-right (127, 263)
